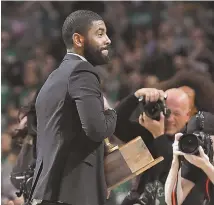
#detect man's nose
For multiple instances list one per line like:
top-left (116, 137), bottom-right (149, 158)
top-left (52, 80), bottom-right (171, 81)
top-left (105, 35), bottom-right (111, 46)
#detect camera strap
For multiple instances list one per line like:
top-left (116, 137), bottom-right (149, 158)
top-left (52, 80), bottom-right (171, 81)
top-left (205, 178), bottom-right (211, 202)
top-left (172, 178), bottom-right (178, 205)
top-left (171, 157), bottom-right (182, 205)
top-left (196, 111), bottom-right (212, 202)
top-left (196, 111), bottom-right (205, 131)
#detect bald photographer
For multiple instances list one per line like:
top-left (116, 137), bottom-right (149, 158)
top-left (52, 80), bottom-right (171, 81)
top-left (114, 87), bottom-right (196, 205)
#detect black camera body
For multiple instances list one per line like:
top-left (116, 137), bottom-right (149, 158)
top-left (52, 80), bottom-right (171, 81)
top-left (139, 96), bottom-right (171, 121)
top-left (178, 111), bottom-right (213, 162)
top-left (179, 132), bottom-right (212, 155)
top-left (11, 165), bottom-right (35, 201)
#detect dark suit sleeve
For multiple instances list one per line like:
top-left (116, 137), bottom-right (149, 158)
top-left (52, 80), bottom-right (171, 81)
top-left (68, 62), bottom-right (117, 142)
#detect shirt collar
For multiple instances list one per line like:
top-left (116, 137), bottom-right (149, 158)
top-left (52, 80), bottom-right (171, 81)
top-left (67, 52), bottom-right (87, 62)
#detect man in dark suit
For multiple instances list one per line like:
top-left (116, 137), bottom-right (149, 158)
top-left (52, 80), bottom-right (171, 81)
top-left (30, 10), bottom-right (117, 205)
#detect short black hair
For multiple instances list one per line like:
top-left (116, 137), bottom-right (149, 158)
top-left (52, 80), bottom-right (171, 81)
top-left (62, 10), bottom-right (103, 49)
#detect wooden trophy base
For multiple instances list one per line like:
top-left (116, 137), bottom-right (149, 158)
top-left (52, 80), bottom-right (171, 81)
top-left (105, 136), bottom-right (164, 191)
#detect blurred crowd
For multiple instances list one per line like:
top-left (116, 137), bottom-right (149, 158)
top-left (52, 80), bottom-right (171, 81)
top-left (2, 1), bottom-right (214, 205)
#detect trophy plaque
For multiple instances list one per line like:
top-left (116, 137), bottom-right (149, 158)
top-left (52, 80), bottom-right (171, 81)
top-left (104, 136), bottom-right (164, 191)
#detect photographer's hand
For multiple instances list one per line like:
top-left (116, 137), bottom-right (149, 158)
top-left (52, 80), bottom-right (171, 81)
top-left (134, 88), bottom-right (165, 102)
top-left (173, 133), bottom-right (185, 157)
top-left (182, 146), bottom-right (210, 169)
top-left (139, 112), bottom-right (165, 138)
top-left (173, 136), bottom-right (212, 174)
top-left (176, 144), bottom-right (214, 185)
top-left (17, 116), bottom-right (27, 130)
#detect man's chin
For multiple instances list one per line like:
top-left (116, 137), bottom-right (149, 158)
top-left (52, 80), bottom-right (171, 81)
top-left (96, 56), bottom-right (110, 65)
top-left (102, 53), bottom-right (110, 61)
top-left (165, 129), bottom-right (177, 136)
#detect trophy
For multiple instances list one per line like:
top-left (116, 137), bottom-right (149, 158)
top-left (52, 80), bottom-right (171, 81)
top-left (104, 136), bottom-right (164, 191)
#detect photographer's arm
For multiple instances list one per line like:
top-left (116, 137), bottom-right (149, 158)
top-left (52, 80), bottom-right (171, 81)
top-left (115, 88), bottom-right (165, 143)
top-left (165, 156), bottom-right (180, 205)
top-left (165, 134), bottom-right (196, 205)
top-left (115, 93), bottom-right (139, 122)
top-left (183, 146), bottom-right (214, 184)
top-left (201, 161), bottom-right (214, 184)
top-left (138, 112), bottom-right (175, 160)
top-left (193, 135), bottom-right (214, 184)
top-left (114, 93), bottom-right (153, 143)
top-left (178, 161), bottom-right (214, 204)
top-left (165, 160), bottom-right (193, 205)
top-left (176, 145), bottom-right (213, 204)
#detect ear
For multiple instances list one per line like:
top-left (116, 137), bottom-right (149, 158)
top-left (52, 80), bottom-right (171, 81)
top-left (187, 109), bottom-right (191, 117)
top-left (72, 33), bottom-right (85, 48)
top-left (187, 110), bottom-right (191, 121)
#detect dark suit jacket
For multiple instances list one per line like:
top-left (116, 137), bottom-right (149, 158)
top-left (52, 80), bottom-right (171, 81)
top-left (31, 54), bottom-right (117, 205)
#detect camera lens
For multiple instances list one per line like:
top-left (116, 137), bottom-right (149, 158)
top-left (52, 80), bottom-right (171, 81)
top-left (145, 102), bottom-right (161, 119)
top-left (179, 134), bottom-right (199, 154)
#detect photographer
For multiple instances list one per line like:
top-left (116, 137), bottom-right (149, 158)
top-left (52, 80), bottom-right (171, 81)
top-left (10, 96), bottom-right (37, 203)
top-left (165, 112), bottom-right (214, 205)
top-left (114, 88), bottom-right (193, 205)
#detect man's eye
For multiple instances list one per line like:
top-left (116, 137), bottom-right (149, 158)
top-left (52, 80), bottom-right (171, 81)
top-left (98, 33), bottom-right (103, 37)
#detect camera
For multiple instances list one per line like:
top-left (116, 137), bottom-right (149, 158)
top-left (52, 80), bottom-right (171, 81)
top-left (178, 111), bottom-right (213, 162)
top-left (11, 164), bottom-right (35, 201)
top-left (139, 96), bottom-right (171, 121)
top-left (178, 132), bottom-right (213, 156)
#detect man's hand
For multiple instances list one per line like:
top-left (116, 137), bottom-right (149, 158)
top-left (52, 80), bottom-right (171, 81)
top-left (172, 133), bottom-right (184, 163)
top-left (17, 116), bottom-right (27, 130)
top-left (139, 112), bottom-right (165, 138)
top-left (172, 133), bottom-right (184, 156)
top-left (173, 134), bottom-right (211, 169)
top-left (5, 196), bottom-right (24, 205)
top-left (183, 146), bottom-right (210, 169)
top-left (7, 201), bottom-right (14, 205)
top-left (134, 88), bottom-right (165, 102)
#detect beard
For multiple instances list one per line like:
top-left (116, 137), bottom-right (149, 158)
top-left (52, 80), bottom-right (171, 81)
top-left (83, 40), bottom-right (110, 66)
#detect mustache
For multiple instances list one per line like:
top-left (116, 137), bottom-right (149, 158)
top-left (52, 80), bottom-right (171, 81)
top-left (101, 45), bottom-right (111, 51)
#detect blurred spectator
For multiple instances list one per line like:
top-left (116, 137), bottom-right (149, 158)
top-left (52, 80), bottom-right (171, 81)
top-left (2, 132), bottom-right (12, 163)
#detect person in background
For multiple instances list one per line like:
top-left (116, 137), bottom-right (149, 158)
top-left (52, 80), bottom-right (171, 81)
top-left (165, 112), bottom-right (214, 205)
top-left (114, 87), bottom-right (193, 205)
